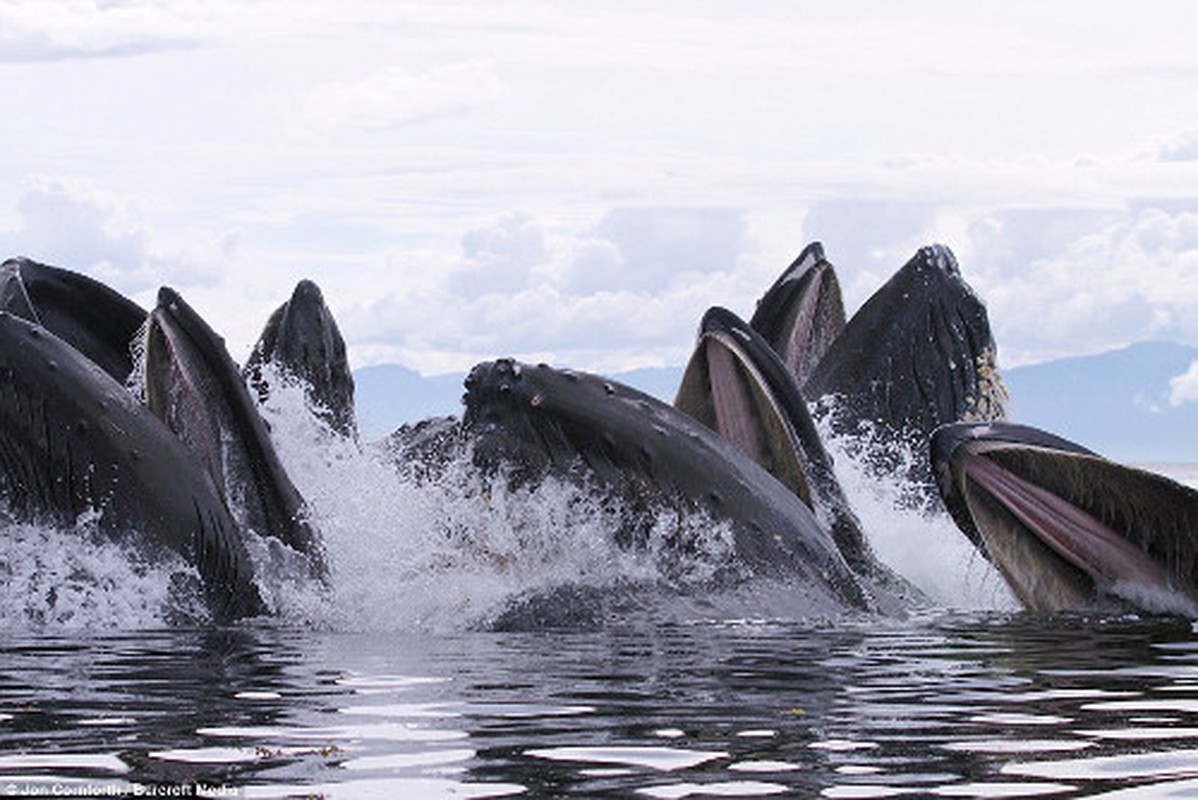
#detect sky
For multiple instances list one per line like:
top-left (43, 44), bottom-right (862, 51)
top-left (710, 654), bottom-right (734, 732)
top-left (5, 1), bottom-right (1198, 392)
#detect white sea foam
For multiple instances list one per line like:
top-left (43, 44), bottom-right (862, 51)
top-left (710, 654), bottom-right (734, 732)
top-left (816, 416), bottom-right (1018, 611)
top-left (0, 517), bottom-right (205, 629)
top-left (255, 371), bottom-right (741, 632)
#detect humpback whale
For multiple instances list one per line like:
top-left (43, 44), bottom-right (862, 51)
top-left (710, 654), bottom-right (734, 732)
top-left (244, 279), bottom-right (356, 439)
top-left (931, 421), bottom-right (1198, 615)
top-left (462, 358), bottom-right (890, 613)
top-left (804, 245), bottom-right (1007, 442)
top-left (145, 287), bottom-right (327, 582)
top-left (0, 304), bottom-right (266, 621)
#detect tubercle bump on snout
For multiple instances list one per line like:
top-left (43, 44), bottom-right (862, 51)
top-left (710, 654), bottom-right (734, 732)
top-left (463, 360), bottom-right (546, 433)
top-left (468, 359), bottom-right (652, 425)
top-left (466, 359), bottom-right (524, 393)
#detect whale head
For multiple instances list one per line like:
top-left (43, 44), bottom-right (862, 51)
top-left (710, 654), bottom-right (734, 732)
top-left (932, 421), bottom-right (1198, 615)
top-left (245, 279), bottom-right (356, 438)
top-left (806, 245), bottom-right (1008, 440)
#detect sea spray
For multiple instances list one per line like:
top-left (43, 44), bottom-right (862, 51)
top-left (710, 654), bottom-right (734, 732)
top-left (816, 414), bottom-right (1017, 611)
top-left (255, 369), bottom-right (742, 632)
top-left (0, 518), bottom-right (205, 628)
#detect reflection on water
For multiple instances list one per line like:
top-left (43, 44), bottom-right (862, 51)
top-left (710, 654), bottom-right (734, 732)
top-left (0, 614), bottom-right (1197, 797)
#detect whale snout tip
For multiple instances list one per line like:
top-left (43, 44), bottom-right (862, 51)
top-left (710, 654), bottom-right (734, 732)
top-left (156, 286), bottom-right (182, 307)
top-left (291, 279), bottom-right (324, 304)
top-left (918, 244), bottom-right (960, 277)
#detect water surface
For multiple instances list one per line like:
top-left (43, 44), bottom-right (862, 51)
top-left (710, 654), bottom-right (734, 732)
top-left (3, 390), bottom-right (1195, 797)
top-left (2, 613), bottom-right (1198, 797)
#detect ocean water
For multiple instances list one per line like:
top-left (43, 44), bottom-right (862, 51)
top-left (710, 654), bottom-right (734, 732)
top-left (1, 382), bottom-right (1197, 798)
top-left (5, 614), bottom-right (1198, 798)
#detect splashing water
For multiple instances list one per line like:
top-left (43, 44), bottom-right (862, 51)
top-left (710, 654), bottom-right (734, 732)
top-left (0, 515), bottom-right (207, 629)
top-left (253, 370), bottom-right (745, 633)
top-left (0, 366), bottom-right (1018, 631)
top-left (816, 414), bottom-right (1017, 611)
top-left (259, 370), bottom-right (1020, 628)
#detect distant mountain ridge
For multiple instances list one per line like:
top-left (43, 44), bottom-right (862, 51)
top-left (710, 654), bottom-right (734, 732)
top-left (354, 365), bottom-right (466, 439)
top-left (354, 342), bottom-right (1198, 462)
top-left (1002, 341), bottom-right (1198, 462)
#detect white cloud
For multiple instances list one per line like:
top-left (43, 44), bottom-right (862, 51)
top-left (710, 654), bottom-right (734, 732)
top-left (331, 206), bottom-right (763, 374)
top-left (952, 205), bottom-right (1198, 366)
top-left (0, 0), bottom-right (202, 61)
top-left (437, 269), bottom-right (752, 374)
top-left (1154, 131), bottom-right (1198, 163)
top-left (450, 212), bottom-right (548, 297)
top-left (1170, 360), bottom-right (1198, 407)
top-left (0, 176), bottom-right (222, 296)
top-left (585, 208), bottom-right (748, 292)
top-left (303, 61), bottom-right (506, 131)
top-left (2, 176), bottom-right (148, 271)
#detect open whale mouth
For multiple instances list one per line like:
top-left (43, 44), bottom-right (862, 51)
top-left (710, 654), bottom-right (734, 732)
top-left (674, 306), bottom-right (886, 579)
top-left (145, 287), bottom-right (328, 582)
top-left (747, 242), bottom-right (846, 388)
top-left (932, 422), bottom-right (1198, 615)
top-left (676, 307), bottom-right (816, 508)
